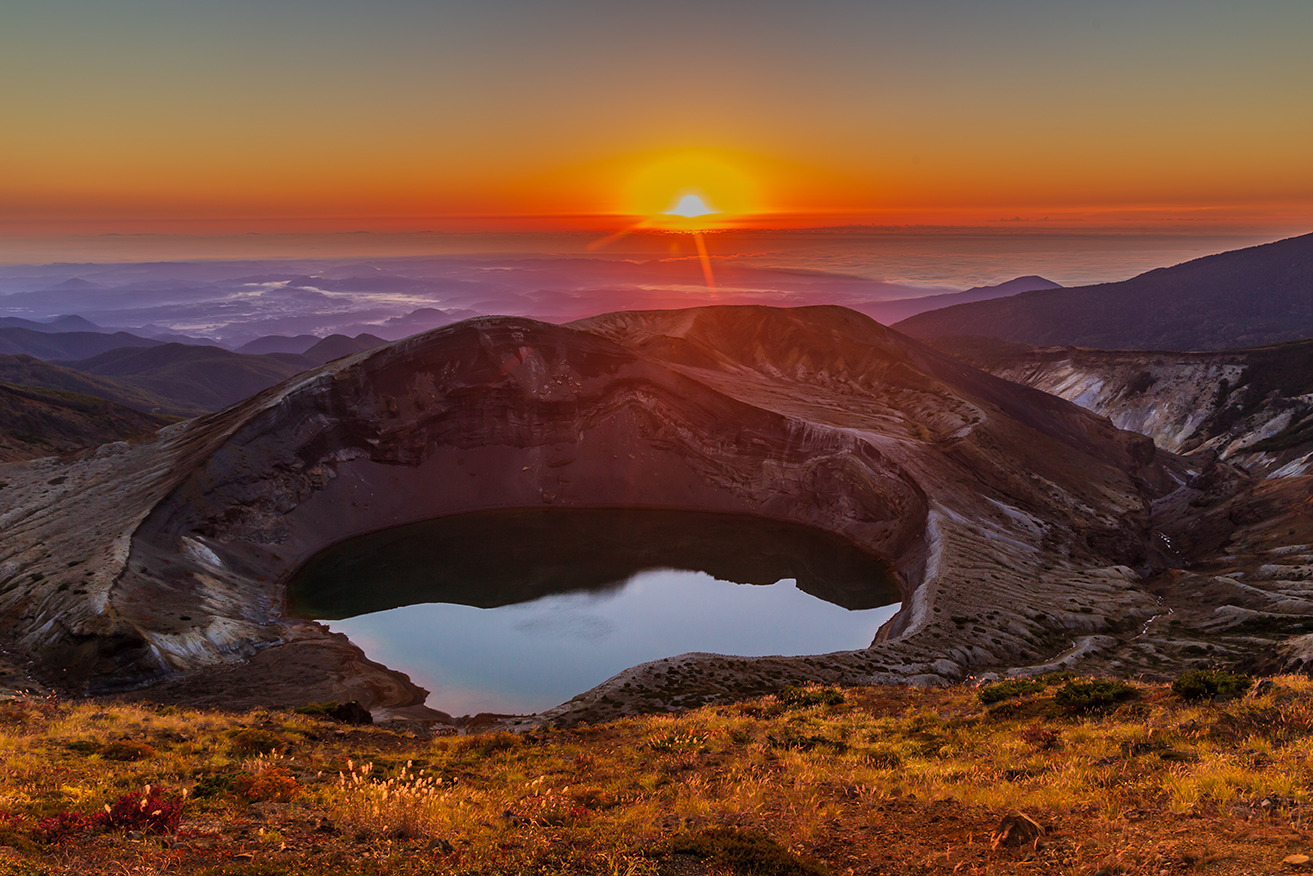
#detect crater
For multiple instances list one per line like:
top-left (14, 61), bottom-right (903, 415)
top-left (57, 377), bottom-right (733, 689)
top-left (286, 508), bottom-right (902, 715)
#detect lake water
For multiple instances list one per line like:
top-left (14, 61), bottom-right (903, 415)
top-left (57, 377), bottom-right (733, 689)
top-left (286, 508), bottom-right (901, 716)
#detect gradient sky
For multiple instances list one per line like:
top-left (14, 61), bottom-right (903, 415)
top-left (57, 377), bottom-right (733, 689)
top-left (3, 0), bottom-right (1312, 233)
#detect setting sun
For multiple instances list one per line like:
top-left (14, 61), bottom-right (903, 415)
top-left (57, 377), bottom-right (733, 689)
top-left (665, 193), bottom-right (717, 218)
top-left (624, 151), bottom-right (758, 223)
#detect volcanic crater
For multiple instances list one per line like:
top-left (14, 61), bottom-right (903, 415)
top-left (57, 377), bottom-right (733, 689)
top-left (3, 305), bottom-right (1311, 726)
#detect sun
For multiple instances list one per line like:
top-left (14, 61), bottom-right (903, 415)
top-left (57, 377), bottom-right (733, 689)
top-left (624, 151), bottom-right (757, 225)
top-left (665, 193), bottom-right (717, 218)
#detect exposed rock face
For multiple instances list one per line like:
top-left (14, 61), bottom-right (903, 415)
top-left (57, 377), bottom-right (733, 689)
top-left (984, 345), bottom-right (1313, 477)
top-left (1, 305), bottom-right (1308, 723)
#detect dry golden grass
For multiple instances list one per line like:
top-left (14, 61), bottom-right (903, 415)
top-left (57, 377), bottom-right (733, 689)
top-left (1, 677), bottom-right (1312, 873)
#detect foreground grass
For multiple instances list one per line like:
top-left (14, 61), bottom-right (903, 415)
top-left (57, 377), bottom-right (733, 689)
top-left (2, 677), bottom-right (1313, 874)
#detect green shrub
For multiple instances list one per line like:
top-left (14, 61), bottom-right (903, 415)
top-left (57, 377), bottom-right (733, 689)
top-left (227, 728), bottom-right (286, 756)
top-left (765, 729), bottom-right (846, 754)
top-left (647, 730), bottom-right (709, 752)
top-left (445, 731), bottom-right (523, 758)
top-left (1171, 669), bottom-right (1253, 701)
top-left (778, 686), bottom-right (844, 708)
top-left (671, 826), bottom-right (830, 875)
top-left (100, 740), bottom-right (155, 761)
top-left (977, 678), bottom-right (1046, 704)
top-left (1053, 679), bottom-right (1139, 714)
top-left (190, 773), bottom-right (236, 800)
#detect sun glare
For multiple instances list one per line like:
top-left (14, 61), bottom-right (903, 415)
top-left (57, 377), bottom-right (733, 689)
top-left (666, 193), bottom-right (717, 218)
top-left (624, 151), bottom-right (756, 223)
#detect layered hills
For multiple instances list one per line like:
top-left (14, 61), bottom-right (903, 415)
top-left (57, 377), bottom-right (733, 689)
top-left (2, 305), bottom-right (1312, 726)
top-left (57, 344), bottom-right (310, 415)
top-left (897, 232), bottom-right (1313, 350)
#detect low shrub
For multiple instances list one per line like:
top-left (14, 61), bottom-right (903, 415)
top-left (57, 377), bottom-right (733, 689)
top-left (31, 811), bottom-right (96, 844)
top-left (647, 730), bottom-right (709, 752)
top-left (1053, 679), bottom-right (1139, 714)
top-left (1019, 725), bottom-right (1061, 750)
top-left (1171, 669), bottom-right (1253, 702)
top-left (191, 773), bottom-right (235, 800)
top-left (101, 740), bottom-right (156, 761)
top-left (97, 785), bottom-right (184, 834)
top-left (231, 766), bottom-right (299, 803)
top-left (778, 686), bottom-right (845, 708)
top-left (671, 827), bottom-right (830, 875)
top-left (445, 731), bottom-right (523, 758)
top-left (765, 729), bottom-right (846, 754)
top-left (977, 678), bottom-right (1046, 704)
top-left (228, 728), bottom-right (286, 756)
top-left (64, 739), bottom-right (100, 755)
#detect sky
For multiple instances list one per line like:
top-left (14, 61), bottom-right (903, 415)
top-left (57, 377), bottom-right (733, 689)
top-left (3, 0), bottom-right (1312, 236)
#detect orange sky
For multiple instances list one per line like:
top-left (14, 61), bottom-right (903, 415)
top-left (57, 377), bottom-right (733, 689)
top-left (3, 1), bottom-right (1312, 236)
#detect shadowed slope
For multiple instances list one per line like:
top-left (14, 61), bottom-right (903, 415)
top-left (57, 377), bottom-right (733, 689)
top-left (0, 383), bottom-right (170, 462)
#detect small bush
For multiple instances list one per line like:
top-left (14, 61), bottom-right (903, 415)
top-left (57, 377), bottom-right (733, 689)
top-left (765, 729), bottom-right (846, 754)
top-left (191, 773), bottom-right (235, 800)
top-left (31, 811), bottom-right (95, 844)
top-left (228, 728), bottom-right (286, 756)
top-left (647, 730), bottom-right (709, 752)
top-left (64, 739), bottom-right (100, 755)
top-left (778, 686), bottom-right (844, 708)
top-left (1171, 669), bottom-right (1253, 702)
top-left (101, 740), bottom-right (156, 761)
top-left (1019, 726), bottom-right (1061, 751)
top-left (231, 767), bottom-right (299, 803)
top-left (446, 731), bottom-right (523, 758)
top-left (97, 785), bottom-right (184, 835)
top-left (672, 827), bottom-right (830, 875)
top-left (977, 678), bottom-right (1046, 705)
top-left (1053, 679), bottom-right (1139, 714)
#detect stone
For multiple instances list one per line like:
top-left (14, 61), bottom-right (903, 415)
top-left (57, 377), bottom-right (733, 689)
top-left (329, 700), bottom-right (373, 725)
top-left (992, 810), bottom-right (1043, 848)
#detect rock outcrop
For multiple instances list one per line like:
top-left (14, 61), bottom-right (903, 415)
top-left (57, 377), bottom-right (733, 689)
top-left (981, 344), bottom-right (1313, 478)
top-left (1, 305), bottom-right (1309, 723)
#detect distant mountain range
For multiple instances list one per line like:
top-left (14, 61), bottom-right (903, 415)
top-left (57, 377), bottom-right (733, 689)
top-left (55, 344), bottom-right (314, 414)
top-left (239, 333), bottom-right (385, 362)
top-left (0, 328), bottom-right (161, 360)
top-left (896, 232), bottom-right (1313, 350)
top-left (0, 355), bottom-right (179, 414)
top-left (0, 314), bottom-right (104, 333)
top-left (857, 276), bottom-right (1060, 324)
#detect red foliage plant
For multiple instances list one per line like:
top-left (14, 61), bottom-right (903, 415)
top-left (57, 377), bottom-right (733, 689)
top-left (96, 785), bottom-right (184, 835)
top-left (32, 811), bottom-right (95, 843)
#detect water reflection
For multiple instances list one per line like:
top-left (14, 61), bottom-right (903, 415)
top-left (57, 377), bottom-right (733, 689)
top-left (287, 509), bottom-right (901, 716)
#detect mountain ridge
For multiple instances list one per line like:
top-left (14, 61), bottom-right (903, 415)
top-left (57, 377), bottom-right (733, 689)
top-left (896, 232), bottom-right (1313, 350)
